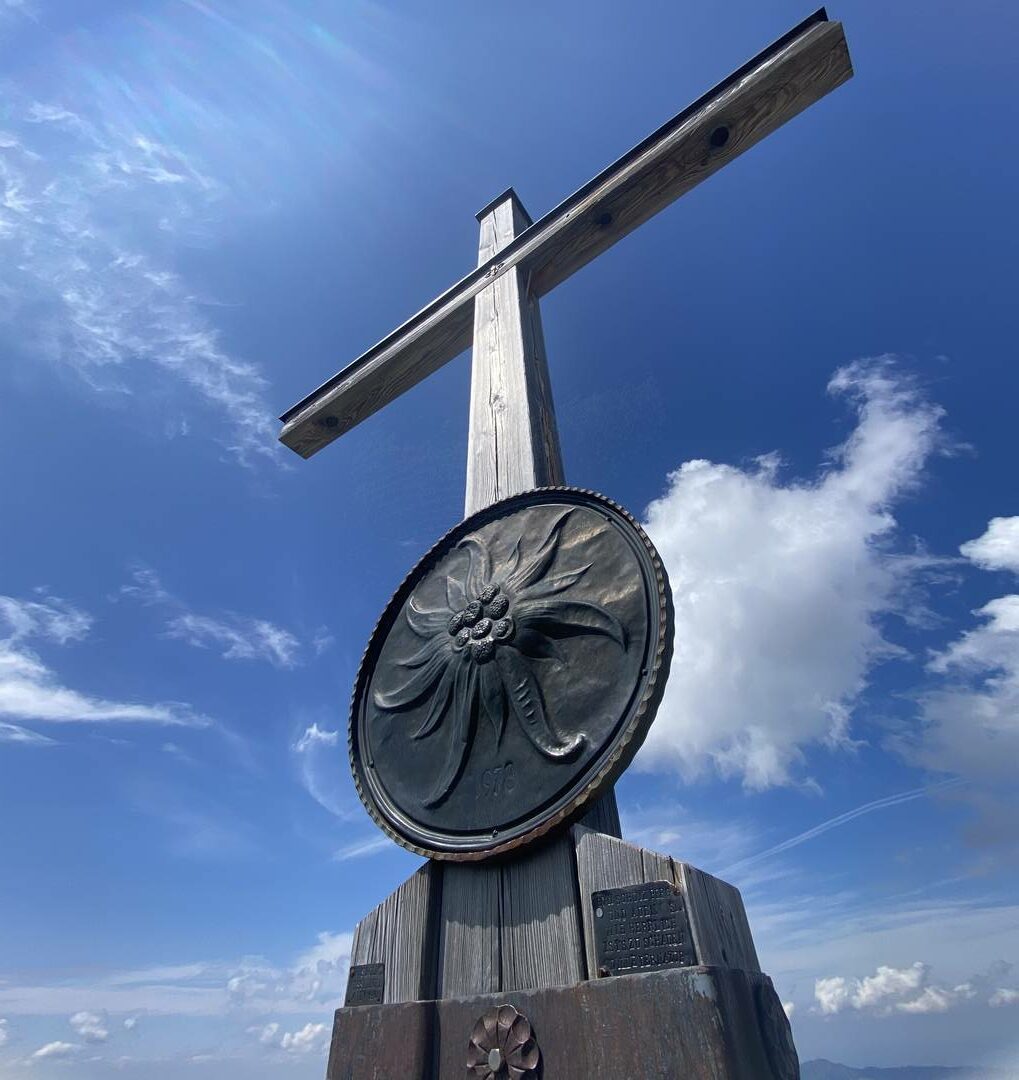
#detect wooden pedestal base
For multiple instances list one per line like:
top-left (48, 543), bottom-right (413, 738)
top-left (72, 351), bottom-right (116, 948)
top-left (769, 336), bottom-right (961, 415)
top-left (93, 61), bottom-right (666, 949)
top-left (326, 965), bottom-right (798, 1080)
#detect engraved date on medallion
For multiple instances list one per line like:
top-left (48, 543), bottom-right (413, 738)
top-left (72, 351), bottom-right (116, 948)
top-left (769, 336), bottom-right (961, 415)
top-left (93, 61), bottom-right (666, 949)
top-left (477, 761), bottom-right (516, 799)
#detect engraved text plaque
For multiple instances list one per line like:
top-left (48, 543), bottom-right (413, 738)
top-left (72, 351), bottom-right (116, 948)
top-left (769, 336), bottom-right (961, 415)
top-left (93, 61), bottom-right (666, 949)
top-left (344, 963), bottom-right (385, 1006)
top-left (592, 880), bottom-right (695, 977)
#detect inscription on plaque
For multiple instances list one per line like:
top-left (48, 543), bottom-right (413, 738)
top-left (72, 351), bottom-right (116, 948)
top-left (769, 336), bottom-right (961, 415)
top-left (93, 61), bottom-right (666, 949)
top-left (591, 880), bottom-right (695, 977)
top-left (344, 963), bottom-right (385, 1006)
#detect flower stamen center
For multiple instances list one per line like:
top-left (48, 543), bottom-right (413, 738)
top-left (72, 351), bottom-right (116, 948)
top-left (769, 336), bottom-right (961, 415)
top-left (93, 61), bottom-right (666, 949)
top-left (448, 585), bottom-right (514, 660)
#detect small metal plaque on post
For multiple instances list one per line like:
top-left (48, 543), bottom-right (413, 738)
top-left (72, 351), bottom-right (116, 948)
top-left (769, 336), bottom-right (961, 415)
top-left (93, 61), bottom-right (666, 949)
top-left (592, 880), bottom-right (695, 977)
top-left (344, 963), bottom-right (385, 1006)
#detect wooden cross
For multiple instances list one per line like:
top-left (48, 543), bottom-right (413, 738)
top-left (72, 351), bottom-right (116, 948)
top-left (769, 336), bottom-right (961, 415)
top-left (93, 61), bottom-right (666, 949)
top-left (282, 9), bottom-right (851, 1004)
top-left (279, 8), bottom-right (851, 487)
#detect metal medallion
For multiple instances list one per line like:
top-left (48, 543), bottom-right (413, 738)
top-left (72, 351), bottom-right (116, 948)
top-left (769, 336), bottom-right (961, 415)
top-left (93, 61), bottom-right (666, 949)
top-left (591, 880), bottom-right (696, 977)
top-left (350, 487), bottom-right (673, 860)
top-left (344, 963), bottom-right (385, 1007)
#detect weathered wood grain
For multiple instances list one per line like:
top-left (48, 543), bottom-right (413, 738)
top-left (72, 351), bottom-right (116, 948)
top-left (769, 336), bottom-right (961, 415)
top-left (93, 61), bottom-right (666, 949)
top-left (279, 12), bottom-right (851, 457)
top-left (436, 862), bottom-right (501, 997)
top-left (573, 826), bottom-right (648, 977)
top-left (572, 827), bottom-right (760, 975)
top-left (679, 861), bottom-right (760, 973)
top-left (328, 967), bottom-right (799, 1079)
top-left (500, 832), bottom-right (585, 991)
top-left (465, 191), bottom-right (562, 515)
top-left (576, 789), bottom-right (622, 838)
top-left (349, 862), bottom-right (440, 1003)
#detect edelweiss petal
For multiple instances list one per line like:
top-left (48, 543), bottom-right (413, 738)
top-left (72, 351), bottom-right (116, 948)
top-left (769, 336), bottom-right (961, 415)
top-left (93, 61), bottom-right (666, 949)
top-left (374, 508), bottom-right (627, 805)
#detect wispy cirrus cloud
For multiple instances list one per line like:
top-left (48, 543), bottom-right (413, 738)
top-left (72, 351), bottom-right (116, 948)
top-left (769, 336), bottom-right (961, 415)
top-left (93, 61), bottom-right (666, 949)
top-left (118, 568), bottom-right (303, 669)
top-left (0, 93), bottom-right (279, 466)
top-left (0, 591), bottom-right (208, 738)
top-left (291, 720), bottom-right (360, 821)
top-left (0, 929), bottom-right (352, 1021)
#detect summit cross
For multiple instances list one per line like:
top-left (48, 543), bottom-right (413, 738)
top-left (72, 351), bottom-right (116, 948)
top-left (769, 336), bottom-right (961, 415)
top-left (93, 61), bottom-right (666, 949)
top-left (282, 11), bottom-right (853, 1077)
top-left (278, 8), bottom-right (851, 506)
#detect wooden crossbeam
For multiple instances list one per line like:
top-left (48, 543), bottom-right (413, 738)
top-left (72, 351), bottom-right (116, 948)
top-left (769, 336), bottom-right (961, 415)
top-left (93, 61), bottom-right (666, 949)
top-left (279, 8), bottom-right (852, 458)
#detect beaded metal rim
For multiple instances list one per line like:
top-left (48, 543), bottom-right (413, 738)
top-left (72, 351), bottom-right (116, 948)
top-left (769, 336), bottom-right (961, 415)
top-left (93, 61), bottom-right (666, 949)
top-left (348, 487), bottom-right (674, 862)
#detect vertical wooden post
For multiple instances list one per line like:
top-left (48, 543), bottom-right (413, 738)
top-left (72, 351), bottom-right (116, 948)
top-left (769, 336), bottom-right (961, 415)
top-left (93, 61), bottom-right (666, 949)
top-left (465, 189), bottom-right (563, 516)
top-left (436, 190), bottom-right (619, 999)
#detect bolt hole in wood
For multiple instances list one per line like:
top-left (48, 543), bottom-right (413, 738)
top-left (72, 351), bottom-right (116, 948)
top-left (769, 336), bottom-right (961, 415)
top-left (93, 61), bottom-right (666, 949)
top-left (709, 124), bottom-right (730, 148)
top-left (595, 210), bottom-right (613, 227)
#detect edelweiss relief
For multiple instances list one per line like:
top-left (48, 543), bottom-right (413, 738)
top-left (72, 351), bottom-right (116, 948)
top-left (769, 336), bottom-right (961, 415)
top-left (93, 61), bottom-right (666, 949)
top-left (350, 489), bottom-right (672, 860)
top-left (374, 507), bottom-right (627, 808)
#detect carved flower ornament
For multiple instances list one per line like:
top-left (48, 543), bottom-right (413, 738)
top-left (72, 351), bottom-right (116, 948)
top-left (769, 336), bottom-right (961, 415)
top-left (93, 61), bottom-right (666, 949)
top-left (373, 508), bottom-right (627, 808)
top-left (466, 1004), bottom-right (539, 1079)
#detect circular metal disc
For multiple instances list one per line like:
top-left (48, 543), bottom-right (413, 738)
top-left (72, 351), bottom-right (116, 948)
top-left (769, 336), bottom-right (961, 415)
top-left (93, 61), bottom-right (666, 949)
top-left (349, 487), bottom-right (673, 861)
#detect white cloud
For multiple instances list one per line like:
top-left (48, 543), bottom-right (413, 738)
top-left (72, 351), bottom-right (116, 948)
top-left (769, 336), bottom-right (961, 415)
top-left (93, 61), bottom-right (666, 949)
top-left (279, 1021), bottom-right (329, 1054)
top-left (782, 1001), bottom-right (795, 1018)
top-left (813, 961), bottom-right (1013, 1017)
top-left (990, 988), bottom-right (1019, 1007)
top-left (249, 1021), bottom-right (279, 1045)
top-left (166, 613), bottom-right (300, 668)
top-left (0, 593), bottom-right (208, 732)
top-left (30, 1040), bottom-right (77, 1060)
top-left (0, 1017), bottom-right (7, 1047)
top-left (0, 93), bottom-right (279, 465)
top-left (292, 720), bottom-right (360, 819)
top-left (122, 1016), bottom-right (138, 1031)
top-left (294, 723), bottom-right (339, 753)
top-left (69, 1010), bottom-right (108, 1043)
top-left (960, 517), bottom-right (1019, 574)
top-left (639, 360), bottom-right (942, 788)
top-left (331, 836), bottom-right (390, 862)
top-left (0, 930), bottom-right (352, 1019)
top-left (896, 986), bottom-right (952, 1014)
top-left (0, 721), bottom-right (55, 745)
top-left (119, 569), bottom-right (302, 669)
top-left (0, 594), bottom-right (92, 644)
top-left (721, 780), bottom-right (961, 877)
top-left (904, 522), bottom-right (1019, 785)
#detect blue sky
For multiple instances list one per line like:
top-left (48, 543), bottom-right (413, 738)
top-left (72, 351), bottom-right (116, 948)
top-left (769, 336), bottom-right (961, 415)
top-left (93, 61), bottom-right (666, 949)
top-left (0, 0), bottom-right (1017, 1075)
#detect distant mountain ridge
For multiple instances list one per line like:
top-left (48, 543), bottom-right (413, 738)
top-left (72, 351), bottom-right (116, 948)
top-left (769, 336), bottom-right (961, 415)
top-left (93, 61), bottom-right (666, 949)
top-left (802, 1061), bottom-right (1015, 1080)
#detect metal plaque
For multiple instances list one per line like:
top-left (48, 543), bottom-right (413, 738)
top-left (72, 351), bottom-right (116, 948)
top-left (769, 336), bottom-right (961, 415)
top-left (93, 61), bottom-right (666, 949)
top-left (591, 881), bottom-right (695, 977)
top-left (344, 963), bottom-right (385, 1007)
top-left (350, 487), bottom-right (674, 861)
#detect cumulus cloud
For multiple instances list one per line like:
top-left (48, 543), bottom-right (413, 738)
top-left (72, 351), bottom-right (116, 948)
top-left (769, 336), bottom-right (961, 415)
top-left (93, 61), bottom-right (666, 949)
top-left (0, 1017), bottom-right (7, 1046)
top-left (118, 568), bottom-right (302, 668)
top-left (249, 1021), bottom-right (279, 1045)
top-left (990, 988), bottom-right (1019, 1007)
top-left (639, 360), bottom-right (943, 788)
top-left (226, 931), bottom-right (353, 1011)
top-left (960, 517), bottom-right (1019, 574)
top-left (905, 518), bottom-right (1019, 786)
top-left (69, 1010), bottom-right (108, 1043)
top-left (814, 962), bottom-right (1014, 1016)
top-left (30, 1040), bottom-right (77, 1060)
top-left (0, 92), bottom-right (279, 465)
top-left (279, 1021), bottom-right (329, 1054)
top-left (0, 592), bottom-right (207, 733)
